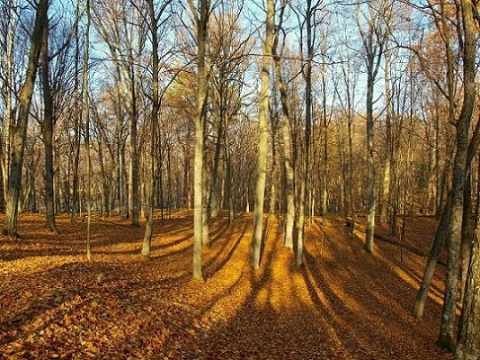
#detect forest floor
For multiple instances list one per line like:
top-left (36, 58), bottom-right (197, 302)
top-left (0, 211), bottom-right (454, 360)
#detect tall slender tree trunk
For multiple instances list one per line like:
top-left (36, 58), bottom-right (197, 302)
top-left (209, 115), bottom-right (223, 218)
top-left (272, 22), bottom-right (294, 250)
top-left (201, 154), bottom-right (210, 246)
top-left (128, 66), bottom-right (140, 227)
top-left (297, 0), bottom-right (314, 267)
top-left (1, 0), bottom-right (18, 211)
top-left (71, 2), bottom-right (82, 225)
top-left (250, 0), bottom-right (274, 270)
top-left (364, 65), bottom-right (376, 253)
top-left (3, 0), bottom-right (48, 237)
top-left (356, 1), bottom-right (389, 253)
top-left (41, 15), bottom-right (57, 234)
top-left (380, 48), bottom-right (393, 225)
top-left (436, 0), bottom-right (476, 350)
top-left (320, 61), bottom-right (328, 219)
top-left (268, 125), bottom-right (278, 217)
top-left (457, 150), bottom-right (480, 360)
top-left (142, 0), bottom-right (161, 258)
top-left (456, 221), bottom-right (480, 360)
top-left (83, 0), bottom-right (92, 262)
top-left (224, 115), bottom-right (234, 223)
top-left (192, 0), bottom-right (210, 280)
top-left (460, 174), bottom-right (472, 302)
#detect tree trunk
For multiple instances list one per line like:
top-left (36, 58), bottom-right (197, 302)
top-left (272, 24), bottom-right (294, 250)
top-left (364, 64), bottom-right (376, 253)
top-left (83, 0), bottom-right (92, 262)
top-left (71, 2), bottom-right (82, 225)
top-left (456, 193), bottom-right (480, 360)
top-left (380, 48), bottom-right (393, 224)
top-left (436, 0), bottom-right (476, 350)
top-left (461, 173), bottom-right (472, 303)
top-left (192, 0), bottom-right (210, 280)
top-left (128, 65), bottom-right (140, 227)
top-left (297, 0), bottom-right (315, 267)
top-left (224, 115), bottom-right (234, 223)
top-left (142, 0), bottom-right (161, 258)
top-left (209, 115), bottom-right (223, 218)
top-left (3, 0), bottom-right (48, 237)
top-left (41, 15), bottom-right (57, 234)
top-left (1, 0), bottom-right (18, 212)
top-left (250, 0), bottom-right (274, 270)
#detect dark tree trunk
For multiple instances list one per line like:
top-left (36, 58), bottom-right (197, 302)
top-left (41, 14), bottom-right (57, 233)
top-left (3, 0), bottom-right (48, 237)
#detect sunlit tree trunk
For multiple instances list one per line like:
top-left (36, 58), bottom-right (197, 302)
top-left (272, 9), bottom-right (294, 250)
top-left (250, 0), bottom-right (274, 270)
top-left (1, 0), bottom-right (18, 211)
top-left (3, 0), bottom-right (48, 237)
top-left (297, 0), bottom-right (315, 267)
top-left (356, 1), bottom-right (389, 253)
top-left (436, 0), bottom-right (475, 350)
top-left (380, 47), bottom-right (393, 225)
top-left (191, 0), bottom-right (210, 280)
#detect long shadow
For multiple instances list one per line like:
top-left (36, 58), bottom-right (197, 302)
top-left (0, 262), bottom-right (93, 343)
top-left (300, 221), bottom-right (451, 359)
top-left (203, 219), bottom-right (249, 279)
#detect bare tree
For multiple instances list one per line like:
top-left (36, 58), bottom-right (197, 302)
top-left (91, 0), bottom-right (145, 225)
top-left (187, 0), bottom-right (211, 280)
top-left (0, 0), bottom-right (20, 212)
top-left (436, 0), bottom-right (476, 350)
top-left (142, 0), bottom-right (173, 258)
top-left (250, 0), bottom-right (274, 270)
top-left (2, 0), bottom-right (48, 237)
top-left (82, 0), bottom-right (92, 262)
top-left (355, 0), bottom-right (391, 253)
top-left (271, 1), bottom-right (295, 250)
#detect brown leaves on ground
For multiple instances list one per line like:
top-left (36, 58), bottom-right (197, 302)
top-left (1, 212), bottom-right (452, 359)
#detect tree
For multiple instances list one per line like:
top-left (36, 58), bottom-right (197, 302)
top-left (83, 0), bottom-right (92, 262)
top-left (410, 3), bottom-right (478, 354)
top-left (250, 0), bottom-right (274, 270)
top-left (295, 0), bottom-right (321, 266)
top-left (355, 0), bottom-right (391, 253)
top-left (436, 0), bottom-right (476, 350)
top-left (0, 0), bottom-right (20, 212)
top-left (271, 1), bottom-right (295, 250)
top-left (456, 183), bottom-right (480, 359)
top-left (91, 0), bottom-right (145, 225)
top-left (40, 12), bottom-right (57, 233)
top-left (207, 1), bottom-right (250, 222)
top-left (187, 0), bottom-right (211, 280)
top-left (2, 0), bottom-right (48, 237)
top-left (410, 1), bottom-right (464, 317)
top-left (142, 0), bottom-right (173, 258)
top-left (333, 24), bottom-right (361, 236)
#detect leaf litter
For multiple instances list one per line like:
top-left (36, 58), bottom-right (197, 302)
top-left (0, 212), bottom-right (453, 359)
